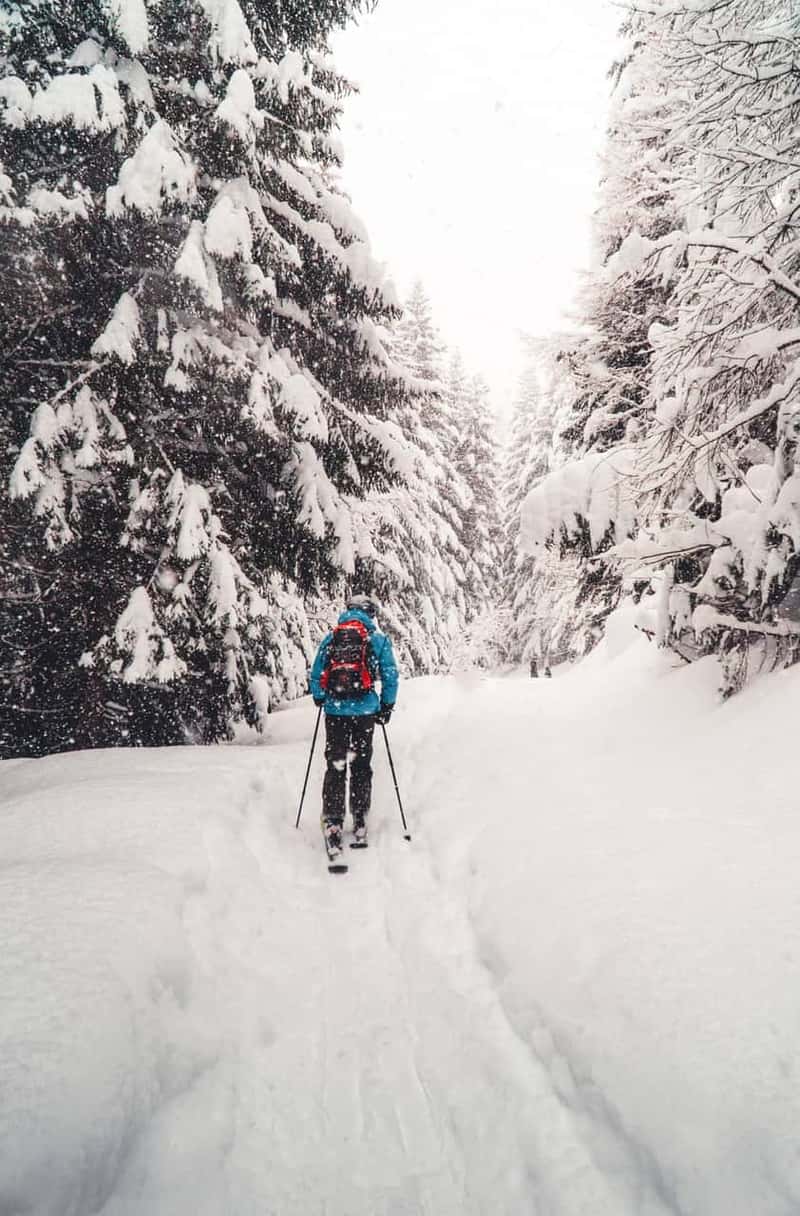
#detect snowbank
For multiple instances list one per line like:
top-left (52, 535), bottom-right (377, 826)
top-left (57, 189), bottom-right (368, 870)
top-left (0, 746), bottom-right (297, 1214)
top-left (417, 623), bottom-right (800, 1216)
top-left (2, 640), bottom-right (800, 1213)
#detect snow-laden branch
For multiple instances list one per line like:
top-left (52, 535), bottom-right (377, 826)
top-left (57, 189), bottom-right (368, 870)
top-left (611, 227), bottom-right (800, 307)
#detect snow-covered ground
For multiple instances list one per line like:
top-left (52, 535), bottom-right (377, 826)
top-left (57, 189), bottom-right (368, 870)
top-left (3, 607), bottom-right (800, 1216)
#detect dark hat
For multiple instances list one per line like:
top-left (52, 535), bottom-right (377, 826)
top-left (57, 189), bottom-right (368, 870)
top-left (346, 593), bottom-right (379, 618)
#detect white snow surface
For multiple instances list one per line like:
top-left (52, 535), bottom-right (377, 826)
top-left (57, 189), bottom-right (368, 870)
top-left (2, 615), bottom-right (800, 1215)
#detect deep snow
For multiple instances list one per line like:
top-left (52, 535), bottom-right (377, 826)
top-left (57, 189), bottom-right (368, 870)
top-left (2, 610), bottom-right (800, 1215)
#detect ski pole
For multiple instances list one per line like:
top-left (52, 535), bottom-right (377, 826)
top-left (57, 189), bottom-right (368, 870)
top-left (295, 706), bottom-right (323, 829)
top-left (381, 724), bottom-right (411, 841)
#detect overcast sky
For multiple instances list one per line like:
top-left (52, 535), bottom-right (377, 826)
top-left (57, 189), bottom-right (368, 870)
top-left (332, 1), bottom-right (622, 415)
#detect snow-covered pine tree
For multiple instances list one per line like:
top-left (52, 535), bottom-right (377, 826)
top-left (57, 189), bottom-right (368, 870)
top-left (353, 283), bottom-right (471, 674)
top-left (562, 14), bottom-right (678, 456)
top-left (501, 359), bottom-right (549, 665)
top-left (0, 0), bottom-right (413, 756)
top-left (394, 280), bottom-right (447, 386)
top-left (502, 343), bottom-right (590, 667)
top-left (515, 17), bottom-right (677, 664)
top-left (444, 352), bottom-right (483, 612)
top-left (449, 363), bottom-right (504, 663)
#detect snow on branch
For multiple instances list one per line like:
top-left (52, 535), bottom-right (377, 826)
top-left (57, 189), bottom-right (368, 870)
top-left (329, 397), bottom-right (420, 481)
top-left (103, 0), bottom-right (150, 55)
top-left (31, 65), bottom-right (126, 131)
top-left (198, 0), bottom-right (257, 65)
top-left (0, 76), bottom-right (33, 127)
top-left (174, 223), bottom-right (223, 313)
top-left (264, 192), bottom-right (398, 308)
top-left (521, 447), bottom-right (637, 556)
top-left (105, 586), bottom-right (188, 683)
top-left (91, 292), bottom-right (143, 365)
top-left (107, 120), bottom-right (197, 217)
top-left (9, 386), bottom-right (131, 546)
top-left (272, 159), bottom-right (368, 243)
top-left (27, 184), bottom-right (91, 222)
top-left (615, 225), bottom-right (800, 306)
top-left (256, 50), bottom-right (316, 105)
top-left (204, 177), bottom-right (267, 261)
top-left (215, 69), bottom-right (263, 142)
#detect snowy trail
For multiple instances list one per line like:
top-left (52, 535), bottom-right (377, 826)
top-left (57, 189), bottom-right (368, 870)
top-left (96, 679), bottom-right (672, 1216)
top-left (163, 693), bottom-right (674, 1216)
top-left (4, 619), bottom-right (800, 1214)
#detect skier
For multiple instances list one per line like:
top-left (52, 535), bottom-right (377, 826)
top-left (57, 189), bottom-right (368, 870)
top-left (310, 595), bottom-right (399, 860)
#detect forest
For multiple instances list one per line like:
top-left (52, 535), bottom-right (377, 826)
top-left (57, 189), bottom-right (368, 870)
top-left (2, 0), bottom-right (799, 757)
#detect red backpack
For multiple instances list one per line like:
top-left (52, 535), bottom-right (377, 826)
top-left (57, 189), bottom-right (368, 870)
top-left (321, 618), bottom-right (374, 699)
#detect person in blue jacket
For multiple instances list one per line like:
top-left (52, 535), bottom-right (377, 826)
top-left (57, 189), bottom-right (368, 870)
top-left (309, 594), bottom-right (399, 853)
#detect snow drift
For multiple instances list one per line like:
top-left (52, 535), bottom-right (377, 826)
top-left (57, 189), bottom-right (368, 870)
top-left (2, 628), bottom-right (800, 1214)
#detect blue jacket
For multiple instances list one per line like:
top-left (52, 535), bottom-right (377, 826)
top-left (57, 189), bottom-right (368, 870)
top-left (310, 609), bottom-right (399, 717)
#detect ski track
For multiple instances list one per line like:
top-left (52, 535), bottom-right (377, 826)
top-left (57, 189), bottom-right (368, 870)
top-left (88, 680), bottom-right (681, 1216)
top-left (408, 687), bottom-right (685, 1216)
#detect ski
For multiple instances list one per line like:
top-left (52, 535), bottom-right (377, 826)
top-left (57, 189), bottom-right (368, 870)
top-left (326, 847), bottom-right (348, 873)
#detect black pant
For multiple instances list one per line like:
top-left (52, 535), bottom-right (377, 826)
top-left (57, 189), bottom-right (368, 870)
top-left (322, 714), bottom-right (375, 827)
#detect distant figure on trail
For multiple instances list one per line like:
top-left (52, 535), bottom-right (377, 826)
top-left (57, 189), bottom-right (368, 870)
top-left (529, 655), bottom-right (538, 678)
top-left (310, 595), bottom-right (399, 860)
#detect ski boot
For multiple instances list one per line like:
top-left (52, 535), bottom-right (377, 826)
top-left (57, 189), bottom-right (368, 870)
top-left (351, 814), bottom-right (368, 849)
top-left (323, 820), bottom-right (343, 857)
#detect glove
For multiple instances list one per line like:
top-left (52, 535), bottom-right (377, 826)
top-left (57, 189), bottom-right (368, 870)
top-left (313, 696), bottom-right (326, 708)
top-left (375, 703), bottom-right (394, 726)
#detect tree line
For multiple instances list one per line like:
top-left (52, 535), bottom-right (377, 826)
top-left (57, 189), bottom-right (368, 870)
top-left (505, 0), bottom-right (800, 695)
top-left (7, 0), bottom-right (781, 756)
top-left (0, 0), bottom-right (501, 757)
